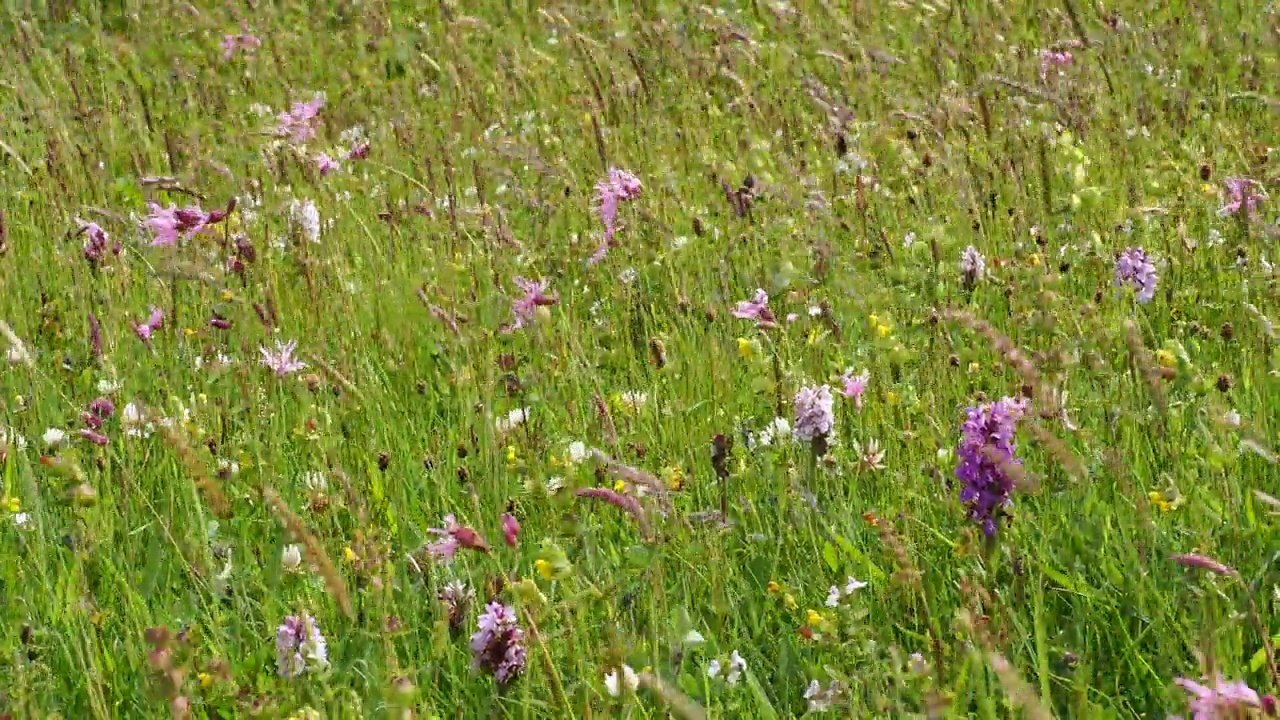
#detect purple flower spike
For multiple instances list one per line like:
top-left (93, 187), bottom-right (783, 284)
top-left (955, 396), bottom-right (1028, 536)
top-left (1114, 247), bottom-right (1158, 304)
top-left (589, 167), bottom-right (641, 264)
top-left (470, 602), bottom-right (527, 685)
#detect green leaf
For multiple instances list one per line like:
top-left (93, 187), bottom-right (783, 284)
top-left (822, 541), bottom-right (838, 572)
top-left (743, 669), bottom-right (779, 720)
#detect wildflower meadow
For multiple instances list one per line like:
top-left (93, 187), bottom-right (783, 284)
top-left (1, 2), bottom-right (1279, 718)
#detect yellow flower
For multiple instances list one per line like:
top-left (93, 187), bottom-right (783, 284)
top-left (875, 323), bottom-right (892, 338)
top-left (198, 672), bottom-right (213, 689)
top-left (183, 327), bottom-right (198, 338)
top-left (1201, 183), bottom-right (1216, 196)
top-left (534, 558), bottom-right (554, 580)
top-left (220, 289), bottom-right (235, 301)
top-left (967, 361), bottom-right (981, 374)
top-left (4, 497), bottom-right (18, 514)
top-left (1029, 253), bottom-right (1043, 267)
top-left (767, 581), bottom-right (781, 594)
top-left (805, 609), bottom-right (823, 626)
top-left (783, 593), bottom-right (797, 610)
top-left (869, 313), bottom-right (881, 327)
top-left (1155, 349), bottom-right (1176, 368)
top-left (343, 546), bottom-right (358, 563)
top-left (506, 446), bottom-right (518, 463)
top-left (614, 479), bottom-right (627, 493)
top-left (736, 337), bottom-right (756, 359)
top-left (662, 465), bottom-right (685, 491)
top-left (886, 391), bottom-right (900, 405)
top-left (1148, 490), bottom-right (1185, 512)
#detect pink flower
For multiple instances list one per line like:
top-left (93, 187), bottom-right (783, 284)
top-left (840, 369), bottom-right (870, 409)
top-left (77, 219), bottom-right (115, 266)
top-left (314, 153), bottom-right (340, 176)
top-left (220, 33), bottom-right (261, 61)
top-left (589, 167), bottom-right (642, 265)
top-left (258, 339), bottom-right (307, 377)
top-left (731, 289), bottom-right (777, 328)
top-left (346, 143), bottom-right (370, 161)
top-left (135, 306), bottom-right (164, 344)
top-left (1175, 676), bottom-right (1262, 719)
top-left (144, 203), bottom-right (220, 247)
top-left (1220, 177), bottom-right (1265, 219)
top-left (501, 512), bottom-right (520, 548)
top-left (276, 95), bottom-right (325, 144)
top-left (79, 429), bottom-right (110, 446)
top-left (426, 514), bottom-right (491, 563)
top-left (507, 276), bottom-right (557, 331)
top-left (1038, 49), bottom-right (1073, 79)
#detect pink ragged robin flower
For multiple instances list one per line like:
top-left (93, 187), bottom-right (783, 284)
top-left (220, 33), bottom-right (261, 61)
top-left (1220, 177), bottom-right (1265, 218)
top-left (425, 514), bottom-right (491, 563)
top-left (501, 512), bottom-right (520, 548)
top-left (258, 339), bottom-right (307, 377)
top-left (840, 369), bottom-right (870, 409)
top-left (588, 167), bottom-right (642, 264)
top-left (314, 153), bottom-right (340, 176)
top-left (144, 203), bottom-right (223, 247)
top-left (731, 289), bottom-right (777, 328)
top-left (1174, 676), bottom-right (1268, 719)
top-left (507, 276), bottom-right (557, 331)
top-left (134, 306), bottom-right (164, 345)
top-left (276, 95), bottom-right (325, 144)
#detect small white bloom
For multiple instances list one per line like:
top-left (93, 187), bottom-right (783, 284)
top-left (544, 476), bottom-right (565, 493)
top-left (217, 458), bottom-right (240, 477)
top-left (303, 471), bottom-right (328, 492)
top-left (604, 664), bottom-right (639, 697)
top-left (122, 402), bottom-right (153, 438)
top-left (496, 407), bottom-right (529, 434)
top-left (96, 378), bottom-right (120, 394)
top-left (619, 391), bottom-right (647, 412)
top-left (707, 659), bottom-right (722, 679)
top-left (288, 199), bottom-right (321, 243)
top-left (682, 630), bottom-right (705, 647)
top-left (808, 305), bottom-right (823, 317)
top-left (13, 512), bottom-right (31, 529)
top-left (619, 267), bottom-right (638, 284)
top-left (671, 236), bottom-right (690, 250)
top-left (6, 346), bottom-right (30, 365)
top-left (281, 544), bottom-right (303, 571)
top-left (825, 586), bottom-right (841, 608)
top-left (726, 650), bottom-right (747, 685)
top-left (42, 428), bottom-right (68, 448)
top-left (844, 576), bottom-right (868, 594)
top-left (1224, 410), bottom-right (1242, 427)
top-left (567, 441), bottom-right (588, 464)
top-left (908, 652), bottom-right (929, 675)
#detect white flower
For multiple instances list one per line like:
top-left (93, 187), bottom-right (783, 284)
top-left (726, 650), bottom-right (747, 685)
top-left (282, 544), bottom-right (303, 571)
top-left (567, 441), bottom-right (588, 464)
top-left (303, 471), bottom-right (328, 492)
top-left (757, 417), bottom-right (792, 447)
top-left (619, 391), bottom-right (647, 412)
top-left (289, 199), bottom-right (321, 243)
top-left (682, 630), bottom-right (705, 647)
top-left (804, 679), bottom-right (845, 712)
top-left (671, 236), bottom-right (689, 250)
top-left (960, 245), bottom-right (987, 281)
top-left (96, 378), bottom-right (120, 394)
top-left (908, 652), bottom-right (929, 675)
top-left (844, 576), bottom-right (868, 594)
top-left (217, 458), bottom-right (240, 477)
top-left (13, 512), bottom-right (31, 529)
top-left (825, 586), bottom-right (841, 608)
top-left (707, 659), bottom-right (722, 679)
top-left (604, 664), bottom-right (639, 697)
top-left (619, 267), bottom-right (638, 284)
top-left (808, 305), bottom-right (823, 317)
top-left (544, 476), bottom-right (564, 493)
top-left (495, 408), bottom-right (529, 434)
top-left (42, 428), bottom-right (68, 447)
top-left (1224, 410), bottom-right (1242, 427)
top-left (121, 402), bottom-right (153, 438)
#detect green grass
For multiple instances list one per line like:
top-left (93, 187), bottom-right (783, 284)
top-left (1, 1), bottom-right (1278, 717)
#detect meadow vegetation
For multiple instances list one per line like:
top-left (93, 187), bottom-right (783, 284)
top-left (1, 1), bottom-right (1279, 717)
